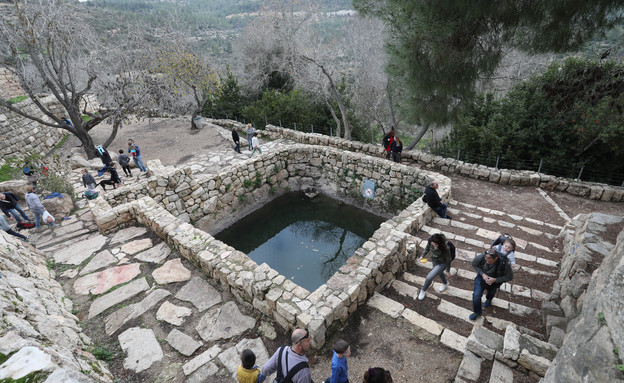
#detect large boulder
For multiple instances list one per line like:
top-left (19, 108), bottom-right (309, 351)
top-left (0, 179), bottom-right (31, 199)
top-left (67, 154), bottom-right (92, 170)
top-left (42, 193), bottom-right (74, 219)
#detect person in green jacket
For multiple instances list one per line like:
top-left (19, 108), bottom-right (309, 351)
top-left (417, 233), bottom-right (452, 300)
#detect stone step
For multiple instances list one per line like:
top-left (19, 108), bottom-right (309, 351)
top-left (36, 229), bottom-right (97, 252)
top-left (449, 200), bottom-right (564, 231)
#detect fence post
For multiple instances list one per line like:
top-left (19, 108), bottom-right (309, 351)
top-left (211, 114), bottom-right (214, 119)
top-left (294, 123), bottom-right (297, 131)
top-left (330, 126), bottom-right (332, 137)
top-left (537, 159), bottom-right (543, 174)
top-left (265, 116), bottom-right (268, 126)
top-left (495, 155), bottom-right (500, 170)
top-left (621, 179), bottom-right (624, 188)
top-left (576, 166), bottom-right (584, 181)
top-left (226, 113), bottom-right (228, 119)
top-left (243, 118), bottom-right (246, 124)
top-left (456, 149), bottom-right (461, 161)
top-left (279, 119), bottom-right (282, 128)
top-left (311, 124), bottom-right (314, 133)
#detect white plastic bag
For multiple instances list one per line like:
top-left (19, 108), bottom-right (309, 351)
top-left (42, 211), bottom-right (55, 224)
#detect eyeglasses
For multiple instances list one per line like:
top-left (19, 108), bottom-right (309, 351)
top-left (295, 330), bottom-right (309, 344)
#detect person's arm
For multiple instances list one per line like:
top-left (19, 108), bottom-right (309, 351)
top-left (82, 175), bottom-right (87, 188)
top-left (420, 240), bottom-right (432, 259)
top-left (472, 253), bottom-right (485, 276)
top-left (261, 348), bottom-right (280, 377)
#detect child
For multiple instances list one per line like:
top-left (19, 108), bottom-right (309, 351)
top-left (390, 136), bottom-right (403, 163)
top-left (98, 162), bottom-right (122, 191)
top-left (249, 132), bottom-right (262, 158)
top-left (118, 149), bottom-right (132, 177)
top-left (81, 168), bottom-right (97, 191)
top-left (237, 349), bottom-right (266, 383)
top-left (323, 339), bottom-right (350, 383)
top-left (363, 367), bottom-right (393, 383)
top-left (490, 236), bottom-right (517, 268)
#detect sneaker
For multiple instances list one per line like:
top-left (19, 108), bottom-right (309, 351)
top-left (483, 300), bottom-right (492, 308)
top-left (417, 289), bottom-right (426, 301)
top-left (469, 313), bottom-right (481, 321)
top-left (446, 215), bottom-right (453, 220)
top-left (439, 282), bottom-right (449, 292)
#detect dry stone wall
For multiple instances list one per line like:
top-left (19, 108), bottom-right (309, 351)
top-left (0, 67), bottom-right (24, 99)
top-left (89, 147), bottom-right (451, 347)
top-left (263, 126), bottom-right (624, 202)
top-left (0, 232), bottom-right (113, 382)
top-left (541, 214), bottom-right (624, 382)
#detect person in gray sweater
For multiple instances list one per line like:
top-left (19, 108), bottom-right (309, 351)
top-left (262, 329), bottom-right (312, 383)
top-left (469, 250), bottom-right (514, 320)
top-left (25, 187), bottom-right (53, 229)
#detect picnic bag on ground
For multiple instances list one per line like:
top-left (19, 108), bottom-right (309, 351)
top-left (16, 222), bottom-right (35, 230)
top-left (83, 190), bottom-right (99, 200)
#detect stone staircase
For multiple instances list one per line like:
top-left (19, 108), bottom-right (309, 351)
top-left (368, 199), bottom-right (565, 382)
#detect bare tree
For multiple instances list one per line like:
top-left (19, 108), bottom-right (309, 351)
top-left (0, 0), bottom-right (148, 159)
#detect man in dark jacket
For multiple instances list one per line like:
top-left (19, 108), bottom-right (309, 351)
top-left (0, 192), bottom-right (30, 223)
top-left (469, 249), bottom-right (514, 320)
top-left (232, 127), bottom-right (241, 154)
top-left (423, 181), bottom-right (451, 219)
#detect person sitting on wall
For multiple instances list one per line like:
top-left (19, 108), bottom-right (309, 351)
top-left (422, 181), bottom-right (452, 219)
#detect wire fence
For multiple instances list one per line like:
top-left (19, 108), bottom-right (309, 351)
top-left (206, 114), bottom-right (624, 187)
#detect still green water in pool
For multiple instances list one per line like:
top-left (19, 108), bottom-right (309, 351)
top-left (215, 192), bottom-right (385, 291)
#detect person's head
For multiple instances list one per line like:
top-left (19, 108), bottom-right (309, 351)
top-left (430, 233), bottom-right (447, 250)
top-left (430, 181), bottom-right (439, 190)
top-left (247, 123), bottom-right (252, 128)
top-left (241, 349), bottom-right (256, 369)
top-left (119, 149), bottom-right (124, 154)
top-left (484, 249), bottom-right (499, 265)
top-left (233, 127), bottom-right (237, 131)
top-left (253, 132), bottom-right (258, 137)
top-left (291, 329), bottom-right (311, 354)
top-left (128, 139), bottom-right (134, 145)
top-left (0, 193), bottom-right (5, 200)
top-left (28, 186), bottom-right (37, 193)
top-left (333, 339), bottom-right (350, 358)
top-left (109, 161), bottom-right (117, 168)
top-left (363, 367), bottom-right (393, 383)
top-left (395, 136), bottom-right (401, 143)
top-left (502, 238), bottom-right (516, 253)
top-left (82, 168), bottom-right (88, 175)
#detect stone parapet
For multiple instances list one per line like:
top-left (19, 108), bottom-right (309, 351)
top-left (0, 232), bottom-right (113, 382)
top-left (263, 126), bottom-right (624, 202)
top-left (90, 145), bottom-right (450, 347)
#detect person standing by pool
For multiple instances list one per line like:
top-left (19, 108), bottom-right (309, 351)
top-left (246, 123), bottom-right (255, 151)
top-left (128, 139), bottom-right (147, 173)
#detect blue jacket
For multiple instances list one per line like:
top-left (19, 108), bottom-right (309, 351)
top-left (330, 351), bottom-right (348, 383)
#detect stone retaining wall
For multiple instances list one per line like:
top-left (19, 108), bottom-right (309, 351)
top-left (0, 67), bottom-right (24, 99)
top-left (262, 126), bottom-right (624, 202)
top-left (89, 147), bottom-right (451, 347)
top-left (541, 214), bottom-right (624, 382)
top-left (0, 232), bottom-right (113, 382)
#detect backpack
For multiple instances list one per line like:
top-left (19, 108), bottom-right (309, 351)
top-left (23, 165), bottom-right (32, 176)
top-left (427, 237), bottom-right (456, 262)
top-left (273, 346), bottom-right (309, 383)
top-left (382, 134), bottom-right (391, 148)
top-left (491, 233), bottom-right (513, 248)
top-left (83, 190), bottom-right (99, 200)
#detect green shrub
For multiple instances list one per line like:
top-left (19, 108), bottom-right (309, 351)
top-left (6, 95), bottom-right (28, 104)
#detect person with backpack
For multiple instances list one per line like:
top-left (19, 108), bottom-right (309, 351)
top-left (117, 150), bottom-right (132, 177)
top-left (490, 234), bottom-right (517, 269)
top-left (262, 328), bottom-right (312, 383)
top-left (0, 192), bottom-right (30, 224)
top-left (95, 145), bottom-right (113, 166)
top-left (417, 233), bottom-right (454, 300)
top-left (469, 249), bottom-right (514, 320)
top-left (382, 129), bottom-right (394, 160)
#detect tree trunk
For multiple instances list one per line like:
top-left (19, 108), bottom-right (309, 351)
top-left (73, 126), bottom-right (98, 159)
top-left (406, 123), bottom-right (430, 151)
top-left (386, 81), bottom-right (399, 133)
top-left (102, 120), bottom-right (121, 150)
top-left (191, 109), bottom-right (200, 130)
top-left (325, 99), bottom-right (341, 137)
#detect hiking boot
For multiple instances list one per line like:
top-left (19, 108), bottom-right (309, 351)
top-left (417, 289), bottom-right (426, 301)
top-left (446, 215), bottom-right (453, 220)
top-left (483, 300), bottom-right (492, 308)
top-left (469, 313), bottom-right (481, 321)
top-left (439, 282), bottom-right (449, 292)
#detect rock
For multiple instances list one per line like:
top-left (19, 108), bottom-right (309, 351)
top-left (134, 242), bottom-right (171, 263)
top-left (175, 277), bottom-right (222, 311)
top-left (88, 278), bottom-right (150, 319)
top-left (258, 322), bottom-right (277, 340)
top-left (503, 324), bottom-right (521, 361)
top-left (196, 301), bottom-right (255, 342)
top-left (217, 337), bottom-right (269, 375)
top-left (109, 226), bottom-right (148, 246)
top-left (456, 350), bottom-right (482, 381)
top-left (68, 154), bottom-right (91, 170)
top-left (156, 301), bottom-right (193, 326)
top-left (118, 327), bottom-right (163, 373)
top-left (41, 193), bottom-right (74, 218)
top-left (104, 289), bottom-right (171, 335)
top-left (518, 349), bottom-right (550, 376)
top-left (165, 329), bottom-right (201, 356)
top-left (53, 234), bottom-right (107, 265)
top-left (185, 362), bottom-right (219, 383)
top-left (366, 292), bottom-right (404, 318)
top-left (79, 250), bottom-right (118, 276)
top-left (154, 362), bottom-right (182, 383)
top-left (0, 346), bottom-right (55, 380)
top-left (73, 263), bottom-right (142, 295)
top-left (182, 345), bottom-right (221, 376)
top-left (120, 238), bottom-right (153, 255)
top-left (152, 258), bottom-right (191, 284)
top-left (490, 360), bottom-right (513, 383)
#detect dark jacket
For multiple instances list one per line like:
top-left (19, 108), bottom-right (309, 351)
top-left (390, 140), bottom-right (402, 153)
top-left (108, 167), bottom-right (121, 184)
top-left (82, 173), bottom-right (96, 188)
top-left (421, 239), bottom-right (452, 271)
top-left (423, 185), bottom-right (443, 208)
top-left (118, 154), bottom-right (131, 167)
top-left (471, 253), bottom-right (514, 284)
top-left (0, 192), bottom-right (20, 214)
top-left (232, 130), bottom-right (240, 143)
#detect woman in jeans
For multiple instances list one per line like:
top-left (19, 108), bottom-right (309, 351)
top-left (417, 233), bottom-right (452, 300)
